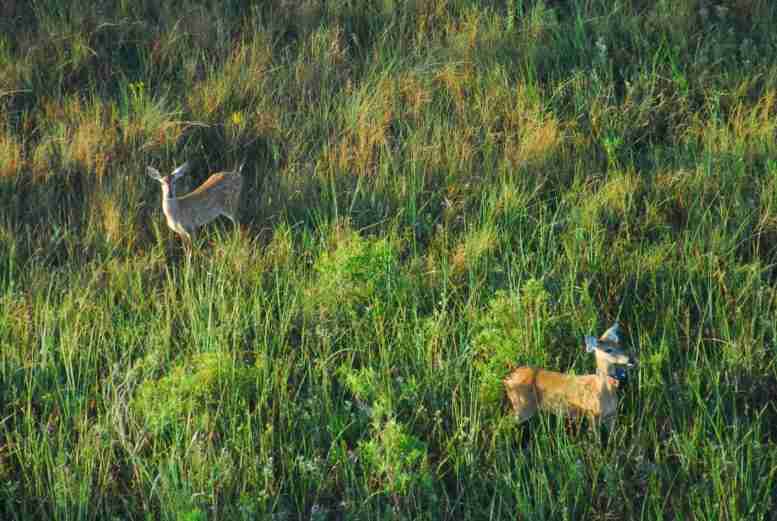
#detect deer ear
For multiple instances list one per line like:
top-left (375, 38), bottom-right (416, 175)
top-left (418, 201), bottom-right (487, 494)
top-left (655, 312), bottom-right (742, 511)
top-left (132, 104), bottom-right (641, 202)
top-left (599, 323), bottom-right (620, 344)
top-left (171, 162), bottom-right (191, 178)
top-left (146, 166), bottom-right (162, 180)
top-left (585, 336), bottom-right (598, 353)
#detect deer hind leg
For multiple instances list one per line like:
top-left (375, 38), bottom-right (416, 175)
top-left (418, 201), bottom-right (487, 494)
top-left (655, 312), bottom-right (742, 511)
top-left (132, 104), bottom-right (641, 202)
top-left (226, 189), bottom-right (241, 225)
top-left (222, 212), bottom-right (242, 241)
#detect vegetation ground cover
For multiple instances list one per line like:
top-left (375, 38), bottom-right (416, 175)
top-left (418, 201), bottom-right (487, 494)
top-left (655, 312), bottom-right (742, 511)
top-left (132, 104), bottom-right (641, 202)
top-left (1, 1), bottom-right (776, 519)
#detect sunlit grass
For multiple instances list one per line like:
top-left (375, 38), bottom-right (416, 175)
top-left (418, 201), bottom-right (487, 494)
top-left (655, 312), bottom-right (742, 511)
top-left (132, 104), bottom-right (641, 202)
top-left (1, 0), bottom-right (777, 519)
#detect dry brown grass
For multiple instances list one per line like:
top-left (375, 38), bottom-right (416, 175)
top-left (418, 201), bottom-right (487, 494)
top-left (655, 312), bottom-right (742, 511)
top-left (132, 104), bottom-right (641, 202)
top-left (187, 38), bottom-right (273, 121)
top-left (686, 89), bottom-right (777, 158)
top-left (0, 132), bottom-right (22, 178)
top-left (451, 223), bottom-right (497, 276)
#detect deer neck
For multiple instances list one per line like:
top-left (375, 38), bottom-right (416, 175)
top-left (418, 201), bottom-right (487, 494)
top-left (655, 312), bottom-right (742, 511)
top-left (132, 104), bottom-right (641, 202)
top-left (161, 182), bottom-right (179, 216)
top-left (595, 358), bottom-right (619, 391)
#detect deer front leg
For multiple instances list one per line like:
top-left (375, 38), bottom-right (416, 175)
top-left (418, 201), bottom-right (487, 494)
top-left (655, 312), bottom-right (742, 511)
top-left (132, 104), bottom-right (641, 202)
top-left (504, 370), bottom-right (539, 423)
top-left (511, 386), bottom-right (538, 423)
top-left (599, 412), bottom-right (616, 430)
top-left (179, 229), bottom-right (195, 257)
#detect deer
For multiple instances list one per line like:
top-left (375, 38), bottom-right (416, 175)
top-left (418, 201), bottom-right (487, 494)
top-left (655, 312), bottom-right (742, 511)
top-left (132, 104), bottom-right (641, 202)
top-left (503, 323), bottom-right (636, 429)
top-left (146, 161), bottom-right (243, 248)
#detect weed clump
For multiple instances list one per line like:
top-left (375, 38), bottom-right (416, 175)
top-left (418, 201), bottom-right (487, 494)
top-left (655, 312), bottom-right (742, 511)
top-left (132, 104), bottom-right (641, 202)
top-left (133, 352), bottom-right (260, 437)
top-left (471, 279), bottom-right (558, 410)
top-left (305, 227), bottom-right (400, 325)
top-left (358, 418), bottom-right (435, 509)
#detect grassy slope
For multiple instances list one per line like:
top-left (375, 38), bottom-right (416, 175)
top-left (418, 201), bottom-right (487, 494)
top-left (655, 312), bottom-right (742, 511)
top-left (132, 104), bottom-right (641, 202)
top-left (1, 0), bottom-right (777, 519)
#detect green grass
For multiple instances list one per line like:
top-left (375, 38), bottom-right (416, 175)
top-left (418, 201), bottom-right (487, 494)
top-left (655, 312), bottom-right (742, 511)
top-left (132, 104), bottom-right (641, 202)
top-left (2, 0), bottom-right (777, 519)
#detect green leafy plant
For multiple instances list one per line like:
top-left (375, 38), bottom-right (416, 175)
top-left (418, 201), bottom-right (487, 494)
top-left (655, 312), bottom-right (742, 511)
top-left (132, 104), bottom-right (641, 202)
top-left (358, 418), bottom-right (435, 505)
top-left (305, 229), bottom-right (400, 324)
top-left (133, 352), bottom-right (260, 436)
top-left (471, 279), bottom-right (558, 409)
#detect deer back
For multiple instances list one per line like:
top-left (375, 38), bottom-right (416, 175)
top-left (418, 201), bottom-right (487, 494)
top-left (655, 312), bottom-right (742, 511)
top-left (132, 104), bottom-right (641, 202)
top-left (176, 172), bottom-right (242, 226)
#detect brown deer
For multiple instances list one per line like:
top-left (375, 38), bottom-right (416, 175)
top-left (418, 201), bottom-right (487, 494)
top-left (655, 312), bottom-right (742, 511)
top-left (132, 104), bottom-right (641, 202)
top-left (146, 161), bottom-right (243, 246)
top-left (503, 323), bottom-right (636, 428)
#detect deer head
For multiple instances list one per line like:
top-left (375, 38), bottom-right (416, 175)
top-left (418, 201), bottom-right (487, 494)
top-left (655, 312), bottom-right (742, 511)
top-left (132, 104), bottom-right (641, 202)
top-left (146, 162), bottom-right (191, 197)
top-left (585, 323), bottom-right (636, 385)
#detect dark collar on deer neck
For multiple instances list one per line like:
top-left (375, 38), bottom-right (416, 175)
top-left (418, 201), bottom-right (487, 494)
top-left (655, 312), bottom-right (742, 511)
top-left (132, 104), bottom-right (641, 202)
top-left (608, 366), bottom-right (628, 387)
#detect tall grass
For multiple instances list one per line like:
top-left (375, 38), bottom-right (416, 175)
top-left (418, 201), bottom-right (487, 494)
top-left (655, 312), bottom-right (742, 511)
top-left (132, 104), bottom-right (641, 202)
top-left (1, 0), bottom-right (777, 519)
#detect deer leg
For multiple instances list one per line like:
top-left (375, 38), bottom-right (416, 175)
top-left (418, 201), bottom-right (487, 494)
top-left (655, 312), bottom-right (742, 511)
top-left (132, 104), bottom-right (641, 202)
top-left (226, 213), bottom-right (243, 240)
top-left (225, 213), bottom-right (239, 232)
top-left (506, 383), bottom-right (538, 423)
top-left (225, 212), bottom-right (238, 225)
top-left (180, 230), bottom-right (195, 257)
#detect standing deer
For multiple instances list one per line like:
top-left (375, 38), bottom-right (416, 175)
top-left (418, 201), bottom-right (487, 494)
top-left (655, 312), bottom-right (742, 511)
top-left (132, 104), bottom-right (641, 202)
top-left (503, 323), bottom-right (636, 428)
top-left (146, 161), bottom-right (243, 246)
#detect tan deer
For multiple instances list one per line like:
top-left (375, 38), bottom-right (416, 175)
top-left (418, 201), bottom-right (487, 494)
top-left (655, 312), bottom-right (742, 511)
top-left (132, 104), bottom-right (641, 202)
top-left (146, 161), bottom-right (243, 246)
top-left (503, 323), bottom-right (636, 428)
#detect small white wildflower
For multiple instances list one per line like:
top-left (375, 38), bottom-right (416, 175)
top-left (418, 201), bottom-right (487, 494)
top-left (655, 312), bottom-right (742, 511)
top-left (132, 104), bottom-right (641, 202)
top-left (595, 36), bottom-right (608, 60)
top-left (262, 457), bottom-right (274, 479)
top-left (272, 510), bottom-right (289, 521)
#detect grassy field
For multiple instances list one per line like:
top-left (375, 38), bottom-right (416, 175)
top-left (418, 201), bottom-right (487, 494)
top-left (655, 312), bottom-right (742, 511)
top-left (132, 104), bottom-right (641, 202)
top-left (2, 0), bottom-right (777, 519)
